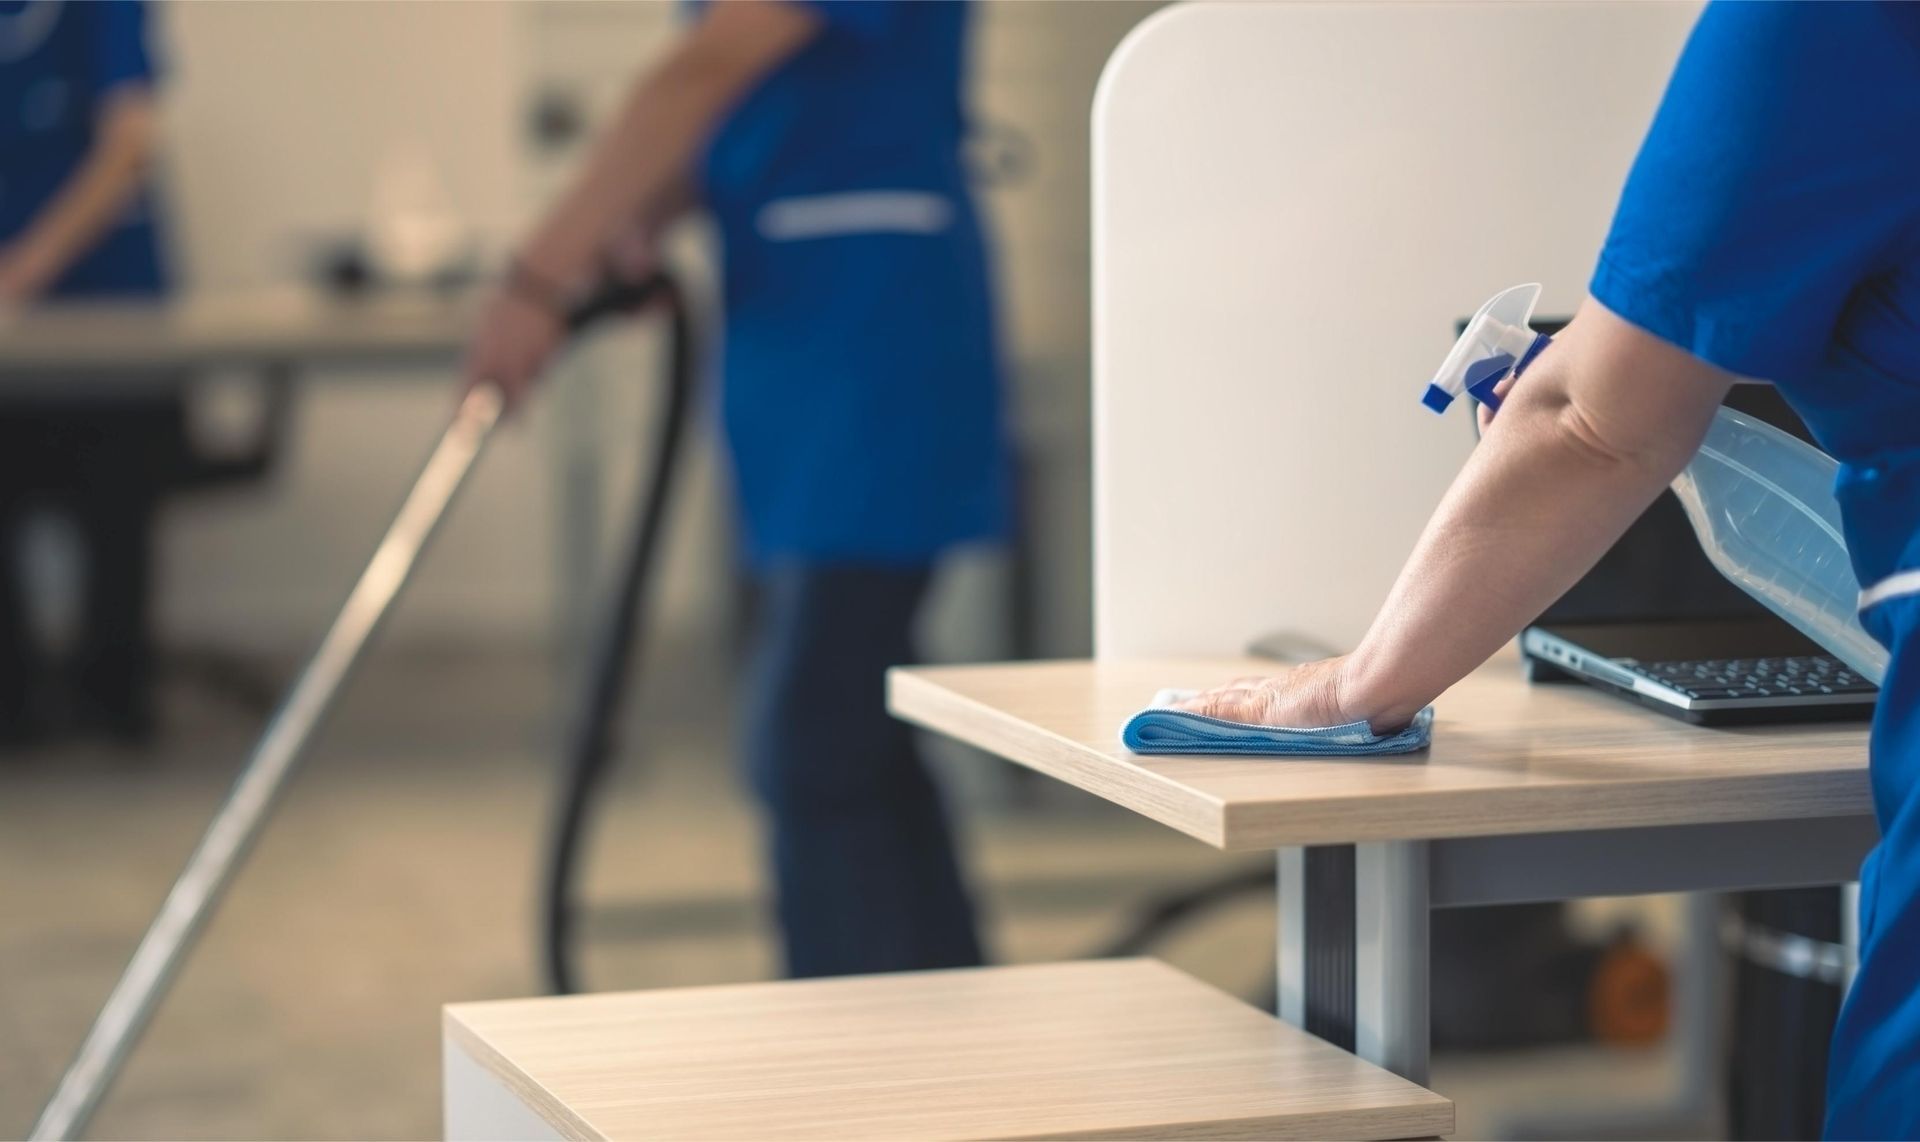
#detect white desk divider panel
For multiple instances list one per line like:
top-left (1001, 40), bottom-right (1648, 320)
top-left (1093, 1), bottom-right (1701, 658)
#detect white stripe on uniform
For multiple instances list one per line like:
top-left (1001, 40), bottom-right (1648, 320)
top-left (755, 190), bottom-right (954, 241)
top-left (1860, 567), bottom-right (1920, 611)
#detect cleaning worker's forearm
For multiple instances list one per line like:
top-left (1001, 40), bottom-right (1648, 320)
top-left (518, 0), bottom-right (820, 289)
top-left (518, 64), bottom-right (720, 283)
top-left (3, 91), bottom-right (157, 298)
top-left (1340, 300), bottom-right (1735, 727)
top-left (1341, 391), bottom-right (1680, 726)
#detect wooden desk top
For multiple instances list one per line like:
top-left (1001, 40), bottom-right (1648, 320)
top-left (444, 959), bottom-right (1452, 1141)
top-left (0, 290), bottom-right (473, 375)
top-left (889, 656), bottom-right (1871, 851)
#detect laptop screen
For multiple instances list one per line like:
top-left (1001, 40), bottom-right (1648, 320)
top-left (1463, 318), bottom-right (1821, 626)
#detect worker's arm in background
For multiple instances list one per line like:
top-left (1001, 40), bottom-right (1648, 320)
top-left (1180, 299), bottom-right (1738, 730)
top-left (0, 89), bottom-right (160, 304)
top-left (466, 0), bottom-right (823, 407)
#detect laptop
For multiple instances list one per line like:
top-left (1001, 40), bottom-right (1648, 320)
top-left (1507, 338), bottom-right (1876, 725)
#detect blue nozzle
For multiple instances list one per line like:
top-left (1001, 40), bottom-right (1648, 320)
top-left (1419, 283), bottom-right (1544, 418)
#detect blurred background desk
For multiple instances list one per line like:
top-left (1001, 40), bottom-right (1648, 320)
top-left (0, 290), bottom-right (620, 673)
top-left (0, 290), bottom-right (473, 380)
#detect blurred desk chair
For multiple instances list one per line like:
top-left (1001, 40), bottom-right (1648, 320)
top-left (0, 367), bottom-right (290, 744)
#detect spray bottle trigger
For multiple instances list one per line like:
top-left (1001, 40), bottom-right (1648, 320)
top-left (1464, 353), bottom-right (1515, 411)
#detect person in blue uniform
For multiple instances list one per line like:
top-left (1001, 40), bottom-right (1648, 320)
top-left (1175, 4), bottom-right (1920, 1134)
top-left (0, 0), bottom-right (176, 744)
top-left (465, 0), bottom-right (1005, 977)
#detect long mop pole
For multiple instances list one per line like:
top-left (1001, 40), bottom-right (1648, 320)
top-left (30, 386), bottom-right (503, 1142)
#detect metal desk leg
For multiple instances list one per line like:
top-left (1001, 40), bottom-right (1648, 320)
top-left (1279, 846), bottom-right (1358, 1048)
top-left (1277, 842), bottom-right (1430, 1082)
top-left (1677, 891), bottom-right (1727, 1134)
top-left (1356, 841), bottom-right (1431, 1084)
top-left (1277, 848), bottom-right (1306, 1026)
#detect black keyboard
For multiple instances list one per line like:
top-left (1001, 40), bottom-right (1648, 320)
top-left (1623, 655), bottom-right (1876, 701)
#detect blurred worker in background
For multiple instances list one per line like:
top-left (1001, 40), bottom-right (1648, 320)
top-left (0, 0), bottom-right (177, 746)
top-left (464, 0), bottom-right (1007, 978)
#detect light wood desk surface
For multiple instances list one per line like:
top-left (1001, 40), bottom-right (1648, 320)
top-left (0, 290), bottom-right (474, 376)
top-left (889, 656), bottom-right (1871, 851)
top-left (444, 959), bottom-right (1452, 1141)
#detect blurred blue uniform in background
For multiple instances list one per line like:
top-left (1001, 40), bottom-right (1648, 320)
top-left (0, 0), bottom-right (176, 743)
top-left (0, 0), bottom-right (165, 295)
top-left (699, 0), bottom-right (1008, 977)
top-left (1592, 3), bottom-right (1920, 1134)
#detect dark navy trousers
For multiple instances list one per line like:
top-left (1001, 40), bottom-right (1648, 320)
top-left (742, 563), bottom-right (985, 978)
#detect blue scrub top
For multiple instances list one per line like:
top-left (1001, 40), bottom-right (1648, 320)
top-left (1592, 1), bottom-right (1920, 587)
top-left (0, 0), bottom-right (166, 298)
top-left (699, 0), bottom-right (1010, 566)
top-left (1593, 7), bottom-right (1920, 1137)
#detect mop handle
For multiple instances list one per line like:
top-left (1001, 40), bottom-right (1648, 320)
top-left (30, 385), bottom-right (504, 1142)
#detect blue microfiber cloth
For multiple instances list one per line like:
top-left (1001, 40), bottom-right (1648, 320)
top-left (1121, 689), bottom-right (1435, 756)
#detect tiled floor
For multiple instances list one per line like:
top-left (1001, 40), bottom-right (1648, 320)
top-left (1, 644), bottom-right (1692, 1140)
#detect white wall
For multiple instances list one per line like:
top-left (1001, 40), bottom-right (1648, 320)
top-left (160, 2), bottom-right (525, 292)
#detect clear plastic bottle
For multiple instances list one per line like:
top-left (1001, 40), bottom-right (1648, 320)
top-left (1671, 408), bottom-right (1886, 684)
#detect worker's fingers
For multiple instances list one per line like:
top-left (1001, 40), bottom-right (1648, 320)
top-left (463, 358), bottom-right (531, 420)
top-left (606, 228), bottom-right (658, 284)
top-left (1174, 689), bottom-right (1271, 723)
top-left (486, 369), bottom-right (531, 417)
top-left (1173, 657), bottom-right (1352, 728)
top-left (463, 288), bottom-right (566, 418)
top-left (1175, 677), bottom-right (1283, 717)
top-left (1192, 673), bottom-right (1287, 699)
top-left (461, 342), bottom-right (524, 416)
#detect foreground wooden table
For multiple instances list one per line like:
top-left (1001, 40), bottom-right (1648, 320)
top-left (443, 959), bottom-right (1453, 1141)
top-left (891, 655), bottom-right (1875, 1085)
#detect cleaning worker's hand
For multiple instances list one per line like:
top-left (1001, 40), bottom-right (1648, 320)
top-left (464, 225), bottom-right (663, 414)
top-left (1173, 657), bottom-right (1365, 730)
top-left (463, 262), bottom-right (570, 414)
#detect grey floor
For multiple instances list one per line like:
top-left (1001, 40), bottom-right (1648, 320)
top-left (1, 644), bottom-right (1683, 1140)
